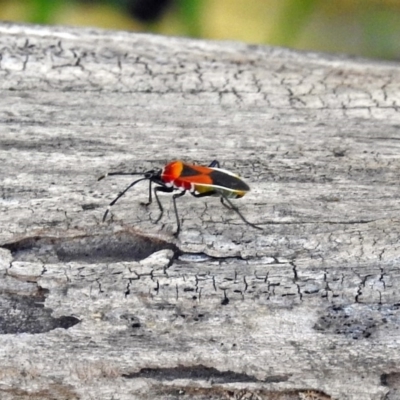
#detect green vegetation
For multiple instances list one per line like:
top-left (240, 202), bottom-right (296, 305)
top-left (1, 0), bottom-right (399, 60)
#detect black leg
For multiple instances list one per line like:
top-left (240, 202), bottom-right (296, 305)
top-left (220, 196), bottom-right (263, 231)
top-left (191, 191), bottom-right (262, 231)
top-left (141, 179), bottom-right (153, 207)
top-left (208, 160), bottom-right (220, 168)
top-left (220, 197), bottom-right (234, 210)
top-left (172, 191), bottom-right (187, 236)
top-left (152, 186), bottom-right (174, 223)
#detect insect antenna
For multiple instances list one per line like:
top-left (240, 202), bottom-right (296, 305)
top-left (98, 172), bottom-right (144, 181)
top-left (99, 174), bottom-right (149, 222)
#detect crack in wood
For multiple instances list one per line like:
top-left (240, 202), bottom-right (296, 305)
top-left (122, 365), bottom-right (288, 384)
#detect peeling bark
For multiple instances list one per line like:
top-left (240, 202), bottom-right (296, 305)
top-left (1, 22), bottom-right (400, 400)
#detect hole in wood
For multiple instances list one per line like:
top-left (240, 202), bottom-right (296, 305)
top-left (1, 229), bottom-right (179, 263)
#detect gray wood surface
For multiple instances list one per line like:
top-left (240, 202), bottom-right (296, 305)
top-left (1, 22), bottom-right (400, 400)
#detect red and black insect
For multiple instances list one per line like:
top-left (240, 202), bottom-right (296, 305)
top-left (98, 160), bottom-right (262, 235)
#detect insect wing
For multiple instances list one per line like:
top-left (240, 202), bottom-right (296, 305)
top-left (208, 169), bottom-right (250, 192)
top-left (161, 161), bottom-right (250, 196)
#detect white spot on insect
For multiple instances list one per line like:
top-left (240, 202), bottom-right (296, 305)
top-left (172, 182), bottom-right (183, 191)
top-left (165, 182), bottom-right (173, 188)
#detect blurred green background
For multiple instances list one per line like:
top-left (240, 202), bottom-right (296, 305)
top-left (1, 0), bottom-right (400, 60)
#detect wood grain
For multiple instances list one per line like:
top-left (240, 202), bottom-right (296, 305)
top-left (1, 22), bottom-right (400, 400)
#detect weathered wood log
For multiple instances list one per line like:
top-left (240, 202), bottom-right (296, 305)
top-left (1, 21), bottom-right (400, 400)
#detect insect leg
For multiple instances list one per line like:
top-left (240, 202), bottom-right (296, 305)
top-left (172, 191), bottom-right (186, 236)
top-left (153, 186), bottom-right (174, 224)
top-left (220, 197), bottom-right (234, 210)
top-left (220, 196), bottom-right (263, 231)
top-left (141, 179), bottom-right (153, 207)
top-left (208, 160), bottom-right (220, 168)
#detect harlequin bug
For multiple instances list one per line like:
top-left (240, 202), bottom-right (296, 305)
top-left (98, 160), bottom-right (262, 236)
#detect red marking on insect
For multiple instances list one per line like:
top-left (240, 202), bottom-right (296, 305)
top-left (98, 160), bottom-right (262, 236)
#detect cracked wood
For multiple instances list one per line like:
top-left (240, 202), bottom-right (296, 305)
top-left (0, 22), bottom-right (400, 400)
